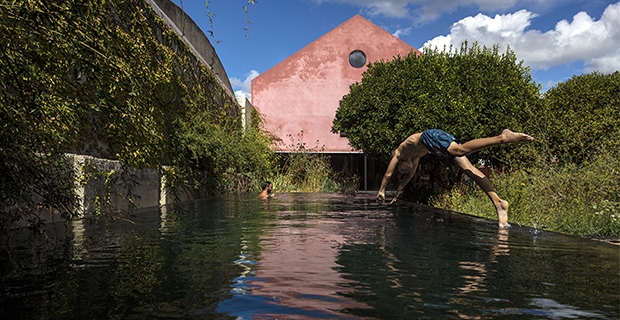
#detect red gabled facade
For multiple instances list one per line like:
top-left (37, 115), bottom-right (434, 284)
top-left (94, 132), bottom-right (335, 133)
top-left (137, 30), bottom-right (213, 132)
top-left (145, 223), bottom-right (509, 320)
top-left (252, 15), bottom-right (421, 152)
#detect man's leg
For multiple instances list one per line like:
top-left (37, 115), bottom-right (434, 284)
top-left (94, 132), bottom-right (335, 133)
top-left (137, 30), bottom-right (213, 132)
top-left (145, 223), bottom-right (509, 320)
top-left (453, 156), bottom-right (509, 228)
top-left (448, 129), bottom-right (534, 157)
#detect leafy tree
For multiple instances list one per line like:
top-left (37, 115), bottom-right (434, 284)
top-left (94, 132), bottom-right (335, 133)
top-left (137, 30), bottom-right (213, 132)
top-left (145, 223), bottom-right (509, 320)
top-left (541, 71), bottom-right (620, 164)
top-left (431, 72), bottom-right (620, 235)
top-left (332, 42), bottom-right (542, 167)
top-left (1, 0), bottom-right (84, 228)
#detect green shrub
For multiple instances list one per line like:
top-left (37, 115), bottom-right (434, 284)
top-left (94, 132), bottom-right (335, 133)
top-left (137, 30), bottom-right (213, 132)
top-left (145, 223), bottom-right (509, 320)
top-left (540, 71), bottom-right (620, 165)
top-left (270, 133), bottom-right (359, 193)
top-left (167, 116), bottom-right (275, 195)
top-left (274, 152), bottom-right (341, 193)
top-left (333, 42), bottom-right (541, 167)
top-left (433, 153), bottom-right (620, 236)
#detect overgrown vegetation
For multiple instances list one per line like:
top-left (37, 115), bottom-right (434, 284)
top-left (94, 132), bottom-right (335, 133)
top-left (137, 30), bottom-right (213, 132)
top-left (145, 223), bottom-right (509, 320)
top-left (333, 42), bottom-right (619, 236)
top-left (168, 111), bottom-right (275, 195)
top-left (270, 133), bottom-right (359, 194)
top-left (431, 155), bottom-right (620, 235)
top-left (272, 152), bottom-right (339, 193)
top-left (432, 72), bottom-right (620, 235)
top-left (0, 0), bottom-right (274, 232)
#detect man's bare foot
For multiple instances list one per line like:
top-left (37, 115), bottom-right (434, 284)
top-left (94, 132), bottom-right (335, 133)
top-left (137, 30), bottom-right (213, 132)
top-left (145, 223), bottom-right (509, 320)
top-left (496, 200), bottom-right (510, 228)
top-left (500, 129), bottom-right (534, 144)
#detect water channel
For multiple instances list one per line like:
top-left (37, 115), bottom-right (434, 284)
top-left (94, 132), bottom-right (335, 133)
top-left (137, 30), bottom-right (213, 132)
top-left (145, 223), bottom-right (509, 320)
top-left (1, 193), bottom-right (618, 319)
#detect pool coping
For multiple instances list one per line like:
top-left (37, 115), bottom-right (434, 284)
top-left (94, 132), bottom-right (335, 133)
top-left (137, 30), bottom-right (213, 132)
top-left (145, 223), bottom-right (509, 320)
top-left (356, 191), bottom-right (620, 246)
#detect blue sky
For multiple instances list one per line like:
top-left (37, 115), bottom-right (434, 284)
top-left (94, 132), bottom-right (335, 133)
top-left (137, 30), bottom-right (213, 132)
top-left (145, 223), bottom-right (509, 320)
top-left (169, 0), bottom-right (620, 100)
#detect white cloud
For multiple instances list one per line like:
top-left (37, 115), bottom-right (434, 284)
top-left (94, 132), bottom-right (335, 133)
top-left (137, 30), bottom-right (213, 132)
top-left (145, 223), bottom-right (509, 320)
top-left (312, 0), bottom-right (411, 18)
top-left (367, 1), bottom-right (412, 19)
top-left (423, 2), bottom-right (620, 73)
top-left (392, 26), bottom-right (412, 38)
top-left (544, 79), bottom-right (560, 89)
top-left (234, 89), bottom-right (251, 101)
top-left (587, 48), bottom-right (620, 74)
top-left (311, 0), bottom-right (526, 22)
top-left (230, 69), bottom-right (260, 101)
top-left (423, 34), bottom-right (451, 50)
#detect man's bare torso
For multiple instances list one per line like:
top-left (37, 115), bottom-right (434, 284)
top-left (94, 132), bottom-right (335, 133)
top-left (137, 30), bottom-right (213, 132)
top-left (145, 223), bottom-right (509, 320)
top-left (393, 133), bottom-right (430, 161)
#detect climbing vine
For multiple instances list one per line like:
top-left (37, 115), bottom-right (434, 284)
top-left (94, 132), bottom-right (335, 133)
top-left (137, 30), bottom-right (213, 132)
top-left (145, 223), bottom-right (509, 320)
top-left (0, 0), bottom-right (273, 231)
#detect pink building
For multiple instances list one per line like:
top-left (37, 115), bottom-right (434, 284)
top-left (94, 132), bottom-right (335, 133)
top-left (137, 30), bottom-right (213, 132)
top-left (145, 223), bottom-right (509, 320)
top-left (251, 15), bottom-right (421, 188)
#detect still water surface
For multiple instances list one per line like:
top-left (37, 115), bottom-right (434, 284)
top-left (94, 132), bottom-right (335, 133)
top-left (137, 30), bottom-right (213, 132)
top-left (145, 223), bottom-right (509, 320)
top-left (1, 193), bottom-right (618, 319)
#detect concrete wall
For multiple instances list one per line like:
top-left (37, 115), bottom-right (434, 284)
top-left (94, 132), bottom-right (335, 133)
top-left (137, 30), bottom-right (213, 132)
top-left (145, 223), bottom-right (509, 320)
top-left (147, 0), bottom-right (235, 98)
top-left (67, 154), bottom-right (197, 217)
top-left (66, 1), bottom-right (236, 215)
top-left (236, 96), bottom-right (254, 134)
top-left (252, 15), bottom-right (421, 152)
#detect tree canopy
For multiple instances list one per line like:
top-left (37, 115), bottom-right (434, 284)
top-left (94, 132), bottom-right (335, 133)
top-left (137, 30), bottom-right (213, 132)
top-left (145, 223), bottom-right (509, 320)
top-left (332, 42), bottom-right (542, 166)
top-left (541, 71), bottom-right (620, 164)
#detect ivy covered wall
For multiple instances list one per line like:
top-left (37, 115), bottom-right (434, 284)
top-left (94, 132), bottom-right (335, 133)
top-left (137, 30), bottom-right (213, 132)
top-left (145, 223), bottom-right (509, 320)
top-left (2, 0), bottom-right (240, 162)
top-left (1, 0), bottom-right (273, 230)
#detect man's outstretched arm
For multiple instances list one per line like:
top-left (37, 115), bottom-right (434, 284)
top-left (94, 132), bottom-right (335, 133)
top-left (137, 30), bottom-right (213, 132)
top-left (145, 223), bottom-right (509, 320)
top-left (390, 158), bottom-right (418, 204)
top-left (377, 155), bottom-right (400, 202)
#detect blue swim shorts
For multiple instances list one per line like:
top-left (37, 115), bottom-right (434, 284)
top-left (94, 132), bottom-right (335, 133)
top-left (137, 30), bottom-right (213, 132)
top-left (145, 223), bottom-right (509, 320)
top-left (420, 129), bottom-right (459, 159)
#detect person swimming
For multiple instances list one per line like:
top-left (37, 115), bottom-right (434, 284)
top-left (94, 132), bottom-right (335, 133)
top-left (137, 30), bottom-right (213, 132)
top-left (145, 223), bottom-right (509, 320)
top-left (259, 181), bottom-right (273, 199)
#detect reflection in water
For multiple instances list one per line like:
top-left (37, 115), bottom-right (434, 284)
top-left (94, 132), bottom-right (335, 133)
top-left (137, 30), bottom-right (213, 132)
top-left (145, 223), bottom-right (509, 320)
top-left (456, 228), bottom-right (510, 295)
top-left (218, 201), bottom-right (375, 319)
top-left (1, 193), bottom-right (618, 320)
top-left (71, 219), bottom-right (87, 264)
top-left (448, 228), bottom-right (510, 319)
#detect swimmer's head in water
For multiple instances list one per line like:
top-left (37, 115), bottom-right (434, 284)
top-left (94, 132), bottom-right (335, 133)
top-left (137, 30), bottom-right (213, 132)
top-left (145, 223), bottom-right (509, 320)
top-left (261, 181), bottom-right (273, 194)
top-left (397, 160), bottom-right (413, 174)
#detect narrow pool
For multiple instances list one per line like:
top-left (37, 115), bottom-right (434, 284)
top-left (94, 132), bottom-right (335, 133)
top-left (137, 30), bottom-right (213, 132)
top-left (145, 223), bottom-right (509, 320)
top-left (1, 193), bottom-right (618, 319)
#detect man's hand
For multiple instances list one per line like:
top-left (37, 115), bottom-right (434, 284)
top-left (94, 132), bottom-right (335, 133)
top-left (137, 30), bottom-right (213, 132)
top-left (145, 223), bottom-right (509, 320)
top-left (376, 192), bottom-right (385, 203)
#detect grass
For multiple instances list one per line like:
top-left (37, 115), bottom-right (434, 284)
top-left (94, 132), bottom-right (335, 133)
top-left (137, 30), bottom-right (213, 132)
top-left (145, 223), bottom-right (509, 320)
top-left (430, 158), bottom-right (620, 236)
top-left (270, 152), bottom-right (359, 193)
top-left (267, 132), bottom-right (359, 194)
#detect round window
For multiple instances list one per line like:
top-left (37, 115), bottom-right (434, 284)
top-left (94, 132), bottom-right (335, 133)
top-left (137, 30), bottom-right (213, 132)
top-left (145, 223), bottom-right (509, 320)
top-left (349, 50), bottom-right (366, 68)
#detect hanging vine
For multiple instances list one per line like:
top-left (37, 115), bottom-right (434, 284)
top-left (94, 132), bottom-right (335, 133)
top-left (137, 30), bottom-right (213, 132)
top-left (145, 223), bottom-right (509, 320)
top-left (1, 0), bottom-right (273, 232)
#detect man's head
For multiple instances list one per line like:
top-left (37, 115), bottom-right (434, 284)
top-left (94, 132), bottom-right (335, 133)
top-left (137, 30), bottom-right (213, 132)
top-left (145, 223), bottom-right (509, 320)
top-left (261, 181), bottom-right (273, 194)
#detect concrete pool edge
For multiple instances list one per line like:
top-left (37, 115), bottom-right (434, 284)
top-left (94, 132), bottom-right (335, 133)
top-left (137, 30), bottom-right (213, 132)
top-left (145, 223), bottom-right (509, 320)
top-left (354, 191), bottom-right (620, 246)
